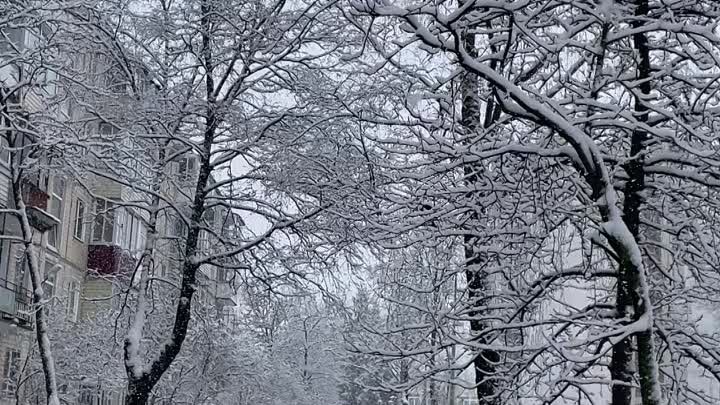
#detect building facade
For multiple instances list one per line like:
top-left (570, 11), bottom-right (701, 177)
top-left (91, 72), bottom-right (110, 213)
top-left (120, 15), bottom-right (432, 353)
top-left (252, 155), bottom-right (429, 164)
top-left (1, 22), bottom-right (240, 405)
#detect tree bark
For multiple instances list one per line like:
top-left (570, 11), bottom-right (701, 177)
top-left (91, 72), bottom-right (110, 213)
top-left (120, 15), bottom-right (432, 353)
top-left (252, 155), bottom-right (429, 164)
top-left (610, 0), bottom-right (661, 404)
top-left (459, 5), bottom-right (505, 404)
top-left (460, 23), bottom-right (502, 405)
top-left (12, 181), bottom-right (61, 405)
top-left (124, 3), bottom-right (217, 403)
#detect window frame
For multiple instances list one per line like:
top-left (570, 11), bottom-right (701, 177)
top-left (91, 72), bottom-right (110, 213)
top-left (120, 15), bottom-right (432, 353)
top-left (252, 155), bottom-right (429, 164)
top-left (73, 199), bottom-right (86, 241)
top-left (66, 280), bottom-right (80, 322)
top-left (92, 198), bottom-right (115, 244)
top-left (0, 349), bottom-right (20, 395)
top-left (42, 265), bottom-right (56, 301)
top-left (221, 306), bottom-right (234, 324)
top-left (13, 245), bottom-right (27, 290)
top-left (0, 137), bottom-right (10, 167)
top-left (0, 27), bottom-right (25, 54)
top-left (177, 155), bottom-right (197, 182)
top-left (47, 177), bottom-right (65, 250)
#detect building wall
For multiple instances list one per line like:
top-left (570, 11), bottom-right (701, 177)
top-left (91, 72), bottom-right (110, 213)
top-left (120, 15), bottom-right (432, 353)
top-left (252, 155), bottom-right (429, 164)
top-left (0, 322), bottom-right (32, 405)
top-left (79, 277), bottom-right (113, 320)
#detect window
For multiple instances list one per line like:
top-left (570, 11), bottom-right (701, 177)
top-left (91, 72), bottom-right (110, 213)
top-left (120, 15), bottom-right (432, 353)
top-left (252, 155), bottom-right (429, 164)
top-left (221, 306), bottom-right (234, 324)
top-left (198, 230), bottom-right (209, 253)
top-left (47, 177), bottom-right (65, 249)
top-left (202, 208), bottom-right (216, 228)
top-left (115, 209), bottom-right (128, 249)
top-left (177, 155), bottom-right (197, 182)
top-left (79, 384), bottom-right (97, 405)
top-left (101, 391), bottom-right (113, 405)
top-left (38, 69), bottom-right (57, 97)
top-left (93, 199), bottom-right (115, 243)
top-left (136, 222), bottom-right (147, 253)
top-left (98, 122), bottom-right (118, 135)
top-left (66, 280), bottom-right (80, 322)
top-left (408, 397), bottom-right (422, 405)
top-left (42, 265), bottom-right (55, 301)
top-left (0, 28), bottom-right (24, 53)
top-left (0, 137), bottom-right (10, 167)
top-left (218, 268), bottom-right (233, 283)
top-left (27, 170), bottom-right (49, 192)
top-left (74, 199), bottom-right (86, 241)
top-left (13, 248), bottom-right (27, 290)
top-left (170, 215), bottom-right (186, 238)
top-left (129, 215), bottom-right (138, 250)
top-left (1, 350), bottom-right (20, 395)
top-left (222, 213), bottom-right (244, 238)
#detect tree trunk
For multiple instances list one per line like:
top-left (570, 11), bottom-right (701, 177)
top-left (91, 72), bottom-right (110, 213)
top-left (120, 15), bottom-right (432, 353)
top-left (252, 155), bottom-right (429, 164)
top-left (610, 0), bottom-right (661, 404)
top-left (124, 3), bottom-right (217, 402)
top-left (12, 182), bottom-right (60, 405)
top-left (459, 5), bottom-right (502, 404)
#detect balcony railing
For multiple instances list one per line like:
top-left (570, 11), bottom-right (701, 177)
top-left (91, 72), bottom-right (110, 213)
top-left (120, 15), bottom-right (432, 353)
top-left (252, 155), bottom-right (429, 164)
top-left (0, 278), bottom-right (33, 328)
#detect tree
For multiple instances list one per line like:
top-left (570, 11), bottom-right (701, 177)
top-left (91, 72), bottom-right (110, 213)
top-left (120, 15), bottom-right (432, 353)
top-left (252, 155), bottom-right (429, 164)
top-left (57, 0), bottom-right (358, 403)
top-left (345, 1), bottom-right (720, 404)
top-left (340, 288), bottom-right (396, 405)
top-left (0, 3), bottom-right (79, 403)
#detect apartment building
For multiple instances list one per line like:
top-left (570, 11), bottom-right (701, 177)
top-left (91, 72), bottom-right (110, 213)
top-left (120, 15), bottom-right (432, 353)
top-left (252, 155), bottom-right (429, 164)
top-left (0, 20), bottom-right (95, 404)
top-left (81, 150), bottom-right (241, 321)
top-left (1, 22), bottom-right (241, 405)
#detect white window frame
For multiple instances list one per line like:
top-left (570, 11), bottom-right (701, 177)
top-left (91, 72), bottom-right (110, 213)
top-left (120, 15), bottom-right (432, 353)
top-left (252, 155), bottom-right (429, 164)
top-left (198, 230), bottom-right (210, 253)
top-left (73, 199), bottom-right (86, 241)
top-left (222, 306), bottom-right (234, 324)
top-left (42, 265), bottom-right (56, 301)
top-left (135, 222), bottom-right (146, 254)
top-left (169, 214), bottom-right (186, 239)
top-left (177, 155), bottom-right (197, 182)
top-left (0, 136), bottom-right (10, 167)
top-left (114, 208), bottom-right (126, 247)
top-left (92, 199), bottom-right (115, 243)
top-left (47, 177), bottom-right (65, 250)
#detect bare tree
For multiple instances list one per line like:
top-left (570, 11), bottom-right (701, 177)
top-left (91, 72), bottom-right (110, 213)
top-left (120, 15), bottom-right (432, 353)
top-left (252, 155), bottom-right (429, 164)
top-left (344, 1), bottom-right (720, 404)
top-left (60, 0), bottom-right (356, 403)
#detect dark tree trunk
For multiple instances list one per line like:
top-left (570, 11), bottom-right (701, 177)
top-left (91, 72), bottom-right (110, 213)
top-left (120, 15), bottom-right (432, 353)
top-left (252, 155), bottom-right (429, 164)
top-left (459, 6), bottom-right (504, 404)
top-left (124, 2), bottom-right (217, 403)
top-left (610, 0), bottom-right (658, 404)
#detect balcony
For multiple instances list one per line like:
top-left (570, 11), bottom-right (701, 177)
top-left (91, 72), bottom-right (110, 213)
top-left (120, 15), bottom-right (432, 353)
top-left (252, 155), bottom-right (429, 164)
top-left (87, 244), bottom-right (137, 276)
top-left (0, 278), bottom-right (33, 328)
top-left (22, 180), bottom-right (58, 232)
